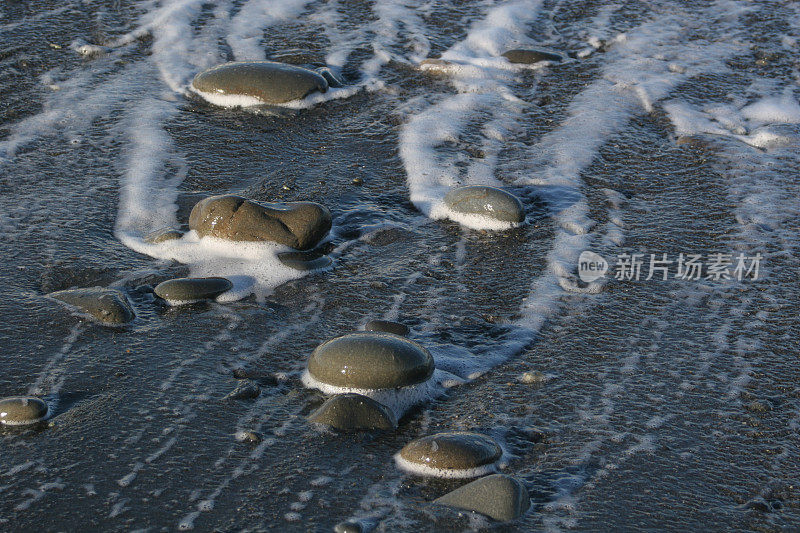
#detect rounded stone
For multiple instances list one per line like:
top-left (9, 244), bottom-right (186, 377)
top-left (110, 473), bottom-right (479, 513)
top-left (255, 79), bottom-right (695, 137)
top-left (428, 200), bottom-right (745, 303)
top-left (398, 432), bottom-right (502, 472)
top-left (316, 67), bottom-right (344, 88)
top-left (307, 333), bottom-right (433, 390)
top-left (0, 397), bottom-right (49, 426)
top-left (277, 250), bottom-right (332, 271)
top-left (334, 521), bottom-right (364, 533)
top-left (434, 474), bottom-right (530, 522)
top-left (223, 379), bottom-right (261, 401)
top-left (502, 48), bottom-right (563, 64)
top-left (443, 186), bottom-right (525, 223)
top-left (50, 287), bottom-right (135, 325)
top-left (145, 228), bottom-right (183, 243)
top-left (154, 277), bottom-right (232, 304)
top-left (308, 394), bottom-right (397, 431)
top-left (189, 194), bottom-right (332, 251)
top-left (191, 61), bottom-right (329, 105)
top-left (363, 320), bottom-right (409, 337)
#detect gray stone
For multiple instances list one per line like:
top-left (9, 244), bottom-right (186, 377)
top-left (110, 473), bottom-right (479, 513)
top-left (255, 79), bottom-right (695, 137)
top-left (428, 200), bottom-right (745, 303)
top-left (235, 430), bottom-right (263, 444)
top-left (189, 195), bottom-right (332, 251)
top-left (502, 49), bottom-right (563, 64)
top-left (434, 474), bottom-right (530, 522)
top-left (145, 228), bottom-right (183, 243)
top-left (443, 186), bottom-right (524, 223)
top-left (223, 380), bottom-right (261, 401)
top-left (316, 67), bottom-right (344, 88)
top-left (334, 521), bottom-right (364, 533)
top-left (308, 394), bottom-right (397, 431)
top-left (399, 432), bottom-right (502, 471)
top-left (154, 277), bottom-right (232, 304)
top-left (363, 320), bottom-right (409, 337)
top-left (191, 61), bottom-right (328, 105)
top-left (0, 397), bottom-right (49, 426)
top-left (277, 250), bottom-right (332, 271)
top-left (307, 333), bottom-right (433, 389)
top-left (50, 287), bottom-right (135, 325)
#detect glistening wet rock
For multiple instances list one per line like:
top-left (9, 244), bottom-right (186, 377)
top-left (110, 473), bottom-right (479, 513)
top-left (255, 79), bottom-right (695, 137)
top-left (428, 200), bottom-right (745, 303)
top-left (308, 394), bottom-right (397, 431)
top-left (145, 228), bottom-right (183, 243)
top-left (189, 195), bottom-right (332, 251)
top-left (434, 474), bottom-right (530, 521)
top-left (0, 397), bottom-right (49, 426)
top-left (154, 277), bottom-right (232, 304)
top-left (50, 287), bottom-right (135, 325)
top-left (306, 333), bottom-right (433, 390)
top-left (502, 48), bottom-right (563, 64)
top-left (277, 250), bottom-right (332, 271)
top-left (396, 432), bottom-right (502, 477)
top-left (363, 320), bottom-right (409, 337)
top-left (443, 186), bottom-right (525, 224)
top-left (191, 61), bottom-right (329, 105)
top-left (223, 380), bottom-right (261, 401)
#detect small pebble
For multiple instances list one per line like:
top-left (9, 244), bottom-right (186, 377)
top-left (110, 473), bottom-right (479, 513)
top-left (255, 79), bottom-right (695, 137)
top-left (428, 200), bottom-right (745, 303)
top-left (154, 277), bottom-right (232, 305)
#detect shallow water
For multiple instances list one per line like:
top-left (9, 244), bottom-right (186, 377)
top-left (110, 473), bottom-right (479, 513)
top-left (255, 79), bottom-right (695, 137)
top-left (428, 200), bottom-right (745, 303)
top-left (1, 0), bottom-right (799, 531)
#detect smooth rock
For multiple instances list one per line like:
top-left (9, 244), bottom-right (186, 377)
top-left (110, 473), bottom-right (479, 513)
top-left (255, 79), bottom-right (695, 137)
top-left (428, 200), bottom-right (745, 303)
top-left (145, 228), bottom-right (183, 243)
top-left (50, 287), bottom-right (135, 325)
top-left (191, 61), bottom-right (328, 105)
top-left (363, 320), bottom-right (409, 337)
top-left (434, 474), bottom-right (530, 522)
top-left (307, 333), bottom-right (434, 390)
top-left (235, 430), bottom-right (263, 444)
top-left (520, 371), bottom-right (546, 384)
top-left (397, 432), bottom-right (502, 475)
top-left (277, 250), bottom-right (332, 271)
top-left (308, 394), bottom-right (397, 431)
top-left (0, 397), bottom-right (49, 426)
top-left (502, 48), bottom-right (563, 64)
top-left (443, 186), bottom-right (525, 224)
top-left (189, 195), bottom-right (332, 250)
top-left (334, 521), bottom-right (364, 533)
top-left (154, 277), bottom-right (232, 304)
top-left (316, 66), bottom-right (344, 88)
top-left (223, 380), bottom-right (261, 401)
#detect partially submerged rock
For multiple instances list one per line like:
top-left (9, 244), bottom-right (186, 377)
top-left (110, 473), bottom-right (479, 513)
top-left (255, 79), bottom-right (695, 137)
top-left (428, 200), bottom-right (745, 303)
top-left (306, 333), bottom-right (433, 390)
top-left (223, 379), bottom-right (261, 401)
top-left (277, 249), bottom-right (332, 271)
top-left (502, 48), bottom-right (563, 64)
top-left (303, 333), bottom-right (436, 415)
top-left (145, 228), bottom-right (183, 243)
top-left (308, 394), bottom-right (397, 431)
top-left (444, 185), bottom-right (525, 225)
top-left (396, 431), bottom-right (502, 478)
top-left (191, 61), bottom-right (329, 106)
top-left (50, 287), bottom-right (135, 325)
top-left (189, 195), bottom-right (331, 251)
top-left (363, 319), bottom-right (409, 337)
top-left (154, 277), bottom-right (232, 305)
top-left (434, 474), bottom-right (530, 522)
top-left (0, 397), bottom-right (49, 426)
top-left (316, 66), bottom-right (344, 88)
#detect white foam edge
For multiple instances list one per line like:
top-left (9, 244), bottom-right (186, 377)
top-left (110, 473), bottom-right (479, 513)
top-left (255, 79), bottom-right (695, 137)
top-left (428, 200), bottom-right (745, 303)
top-left (301, 371), bottom-right (442, 418)
top-left (393, 453), bottom-right (498, 479)
top-left (429, 202), bottom-right (526, 231)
